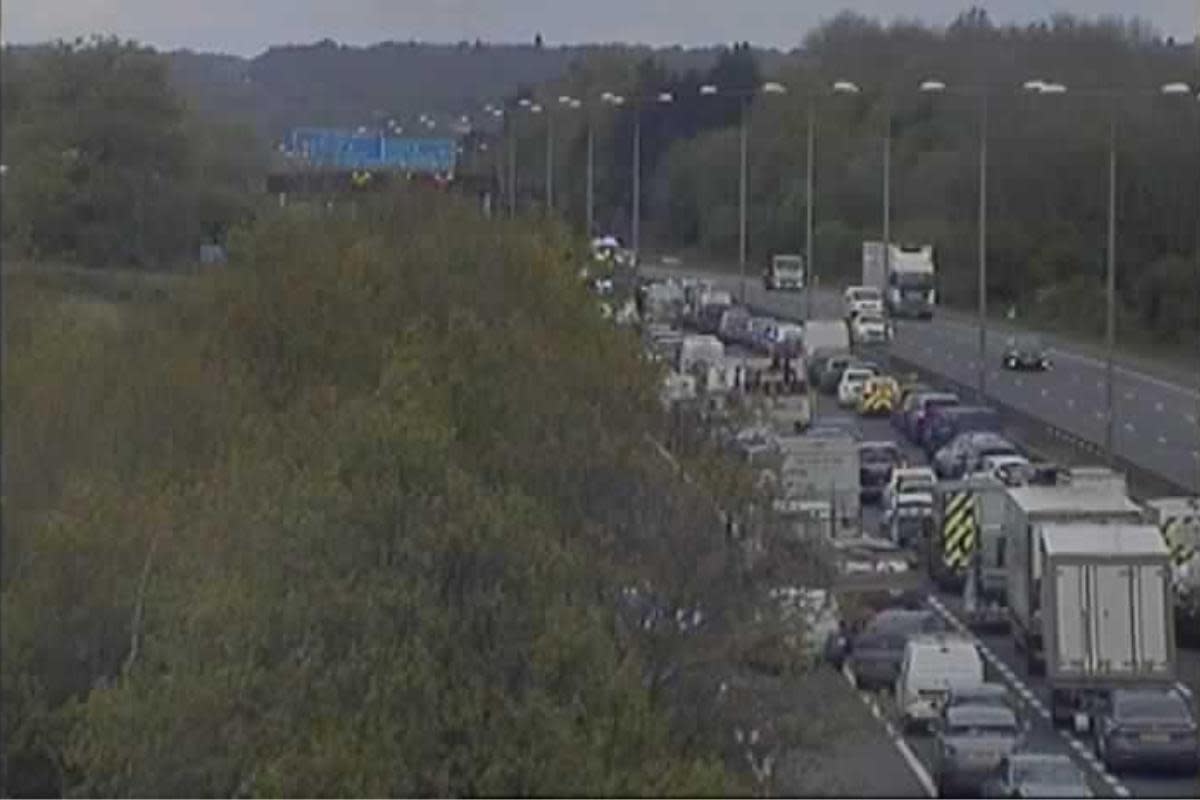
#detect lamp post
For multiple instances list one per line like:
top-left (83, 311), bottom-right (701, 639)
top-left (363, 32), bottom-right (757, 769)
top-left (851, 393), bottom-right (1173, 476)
top-left (700, 81), bottom-right (786, 304)
top-left (920, 79), bottom-right (989, 400)
top-left (1021, 80), bottom-right (1194, 466)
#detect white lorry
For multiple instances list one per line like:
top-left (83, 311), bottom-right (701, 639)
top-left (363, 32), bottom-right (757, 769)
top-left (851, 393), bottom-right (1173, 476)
top-left (884, 243), bottom-right (937, 320)
top-left (764, 253), bottom-right (806, 291)
top-left (1003, 478), bottom-right (1146, 680)
top-left (773, 433), bottom-right (860, 536)
top-left (1038, 522), bottom-right (1176, 730)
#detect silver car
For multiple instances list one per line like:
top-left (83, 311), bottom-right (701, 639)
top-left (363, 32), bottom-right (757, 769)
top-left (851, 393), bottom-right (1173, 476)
top-left (935, 704), bottom-right (1024, 796)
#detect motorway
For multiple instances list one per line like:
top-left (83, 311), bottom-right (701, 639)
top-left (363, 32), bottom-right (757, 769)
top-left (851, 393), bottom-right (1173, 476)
top-left (647, 266), bottom-right (1200, 799)
top-left (644, 264), bottom-right (1200, 495)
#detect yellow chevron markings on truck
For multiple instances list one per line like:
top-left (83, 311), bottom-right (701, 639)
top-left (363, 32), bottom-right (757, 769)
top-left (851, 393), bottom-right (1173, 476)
top-left (941, 491), bottom-right (977, 569)
top-left (1161, 516), bottom-right (1197, 566)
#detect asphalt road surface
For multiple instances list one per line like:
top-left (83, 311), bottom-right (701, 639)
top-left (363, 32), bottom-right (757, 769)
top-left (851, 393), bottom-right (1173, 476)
top-left (653, 266), bottom-right (1200, 798)
top-left (643, 264), bottom-right (1200, 496)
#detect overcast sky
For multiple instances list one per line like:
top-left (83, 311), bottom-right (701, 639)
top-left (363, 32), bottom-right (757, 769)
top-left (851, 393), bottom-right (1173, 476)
top-left (2, 1), bottom-right (1196, 56)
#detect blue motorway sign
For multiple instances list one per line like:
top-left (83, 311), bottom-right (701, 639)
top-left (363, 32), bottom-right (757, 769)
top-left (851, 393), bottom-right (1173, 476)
top-left (286, 128), bottom-right (457, 174)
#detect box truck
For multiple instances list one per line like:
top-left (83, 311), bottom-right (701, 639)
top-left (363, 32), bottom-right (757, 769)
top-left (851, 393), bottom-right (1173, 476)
top-left (1038, 523), bottom-right (1176, 729)
top-left (1004, 480), bottom-right (1146, 679)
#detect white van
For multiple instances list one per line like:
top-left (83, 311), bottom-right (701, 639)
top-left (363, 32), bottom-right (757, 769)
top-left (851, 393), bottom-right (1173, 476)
top-left (678, 335), bottom-right (725, 374)
top-left (896, 634), bottom-right (985, 733)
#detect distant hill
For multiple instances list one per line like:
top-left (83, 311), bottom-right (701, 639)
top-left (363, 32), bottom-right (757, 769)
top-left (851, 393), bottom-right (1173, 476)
top-left (162, 40), bottom-right (793, 143)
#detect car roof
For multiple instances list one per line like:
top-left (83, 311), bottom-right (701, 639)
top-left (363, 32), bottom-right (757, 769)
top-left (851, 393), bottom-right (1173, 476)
top-left (945, 704), bottom-right (1018, 727)
top-left (951, 683), bottom-right (1008, 699)
top-left (1010, 753), bottom-right (1074, 766)
top-left (937, 405), bottom-right (997, 417)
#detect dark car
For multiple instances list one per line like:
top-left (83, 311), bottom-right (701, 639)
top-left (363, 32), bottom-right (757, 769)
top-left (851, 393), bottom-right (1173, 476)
top-left (1002, 335), bottom-right (1051, 371)
top-left (817, 355), bottom-right (855, 395)
top-left (903, 392), bottom-right (960, 444)
top-left (892, 383), bottom-right (933, 433)
top-left (982, 753), bottom-right (1092, 798)
top-left (933, 432), bottom-right (1021, 481)
top-left (922, 405), bottom-right (1003, 457)
top-left (1092, 686), bottom-right (1200, 775)
top-left (696, 302), bottom-right (731, 335)
top-left (859, 441), bottom-right (902, 504)
top-left (847, 609), bottom-right (949, 691)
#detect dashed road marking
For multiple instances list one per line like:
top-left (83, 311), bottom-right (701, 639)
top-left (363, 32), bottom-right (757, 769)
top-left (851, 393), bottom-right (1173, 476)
top-left (1041, 388), bottom-right (1049, 398)
top-left (1187, 414), bottom-right (1198, 426)
top-left (925, 594), bottom-right (1132, 799)
top-left (1158, 436), bottom-right (1167, 446)
top-left (1124, 391), bottom-right (1135, 401)
top-left (1095, 410), bottom-right (1106, 420)
top-left (1067, 398), bottom-right (1075, 409)
top-left (1155, 401), bottom-right (1164, 412)
top-left (1123, 422), bottom-right (1134, 433)
top-left (842, 663), bottom-right (935, 797)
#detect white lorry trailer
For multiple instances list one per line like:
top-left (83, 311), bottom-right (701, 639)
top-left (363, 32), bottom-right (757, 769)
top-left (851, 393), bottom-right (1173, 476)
top-left (1004, 480), bottom-right (1146, 680)
top-left (1038, 523), bottom-right (1176, 730)
top-left (862, 241), bottom-right (887, 294)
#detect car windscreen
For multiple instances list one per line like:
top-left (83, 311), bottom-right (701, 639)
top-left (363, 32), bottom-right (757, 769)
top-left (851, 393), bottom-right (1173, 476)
top-left (1115, 691), bottom-right (1191, 721)
top-left (860, 445), bottom-right (898, 463)
top-left (922, 395), bottom-right (959, 411)
top-left (897, 478), bottom-right (935, 494)
top-left (948, 722), bottom-right (1018, 738)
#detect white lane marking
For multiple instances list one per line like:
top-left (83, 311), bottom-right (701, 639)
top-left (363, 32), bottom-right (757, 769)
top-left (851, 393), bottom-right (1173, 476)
top-left (1194, 451), bottom-right (1200, 462)
top-left (1095, 411), bottom-right (1105, 420)
top-left (1187, 414), bottom-right (1198, 426)
top-left (1123, 423), bottom-right (1134, 433)
top-left (1155, 401), bottom-right (1164, 412)
top-left (1040, 388), bottom-right (1049, 398)
top-left (1067, 398), bottom-right (1075, 409)
top-left (841, 663), bottom-right (935, 797)
top-left (1124, 391), bottom-right (1135, 401)
top-left (1158, 436), bottom-right (1167, 446)
top-left (925, 595), bottom-right (1132, 799)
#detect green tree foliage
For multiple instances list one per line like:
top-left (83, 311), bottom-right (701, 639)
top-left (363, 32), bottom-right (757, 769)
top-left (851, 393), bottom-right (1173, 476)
top-left (3, 190), bottom-right (808, 796)
top-left (521, 11), bottom-right (1198, 345)
top-left (1, 38), bottom-right (264, 268)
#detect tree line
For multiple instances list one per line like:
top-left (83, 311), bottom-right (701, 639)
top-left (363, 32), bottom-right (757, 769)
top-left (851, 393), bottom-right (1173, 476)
top-left (1, 37), bottom-right (265, 268)
top-left (515, 8), bottom-right (1200, 346)
top-left (2, 185), bottom-right (849, 795)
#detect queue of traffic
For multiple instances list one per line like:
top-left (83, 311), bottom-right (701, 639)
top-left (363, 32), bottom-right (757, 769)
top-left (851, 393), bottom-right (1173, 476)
top-left (618, 264), bottom-right (1200, 797)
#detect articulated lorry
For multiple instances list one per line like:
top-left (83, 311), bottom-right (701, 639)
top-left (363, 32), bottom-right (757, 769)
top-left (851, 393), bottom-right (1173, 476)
top-left (884, 243), bottom-right (937, 319)
top-left (1037, 522), bottom-right (1176, 730)
top-left (1004, 476), bottom-right (1146, 679)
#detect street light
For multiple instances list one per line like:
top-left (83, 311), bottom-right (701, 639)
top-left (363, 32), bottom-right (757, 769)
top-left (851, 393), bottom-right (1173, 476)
top-left (698, 82), bottom-right (790, 303)
top-left (921, 79), bottom-right (989, 399)
top-left (628, 90), bottom-right (676, 260)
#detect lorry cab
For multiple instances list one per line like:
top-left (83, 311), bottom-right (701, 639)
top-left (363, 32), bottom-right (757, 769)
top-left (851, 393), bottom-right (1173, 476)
top-left (764, 253), bottom-right (805, 291)
top-left (897, 634), bottom-right (985, 732)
